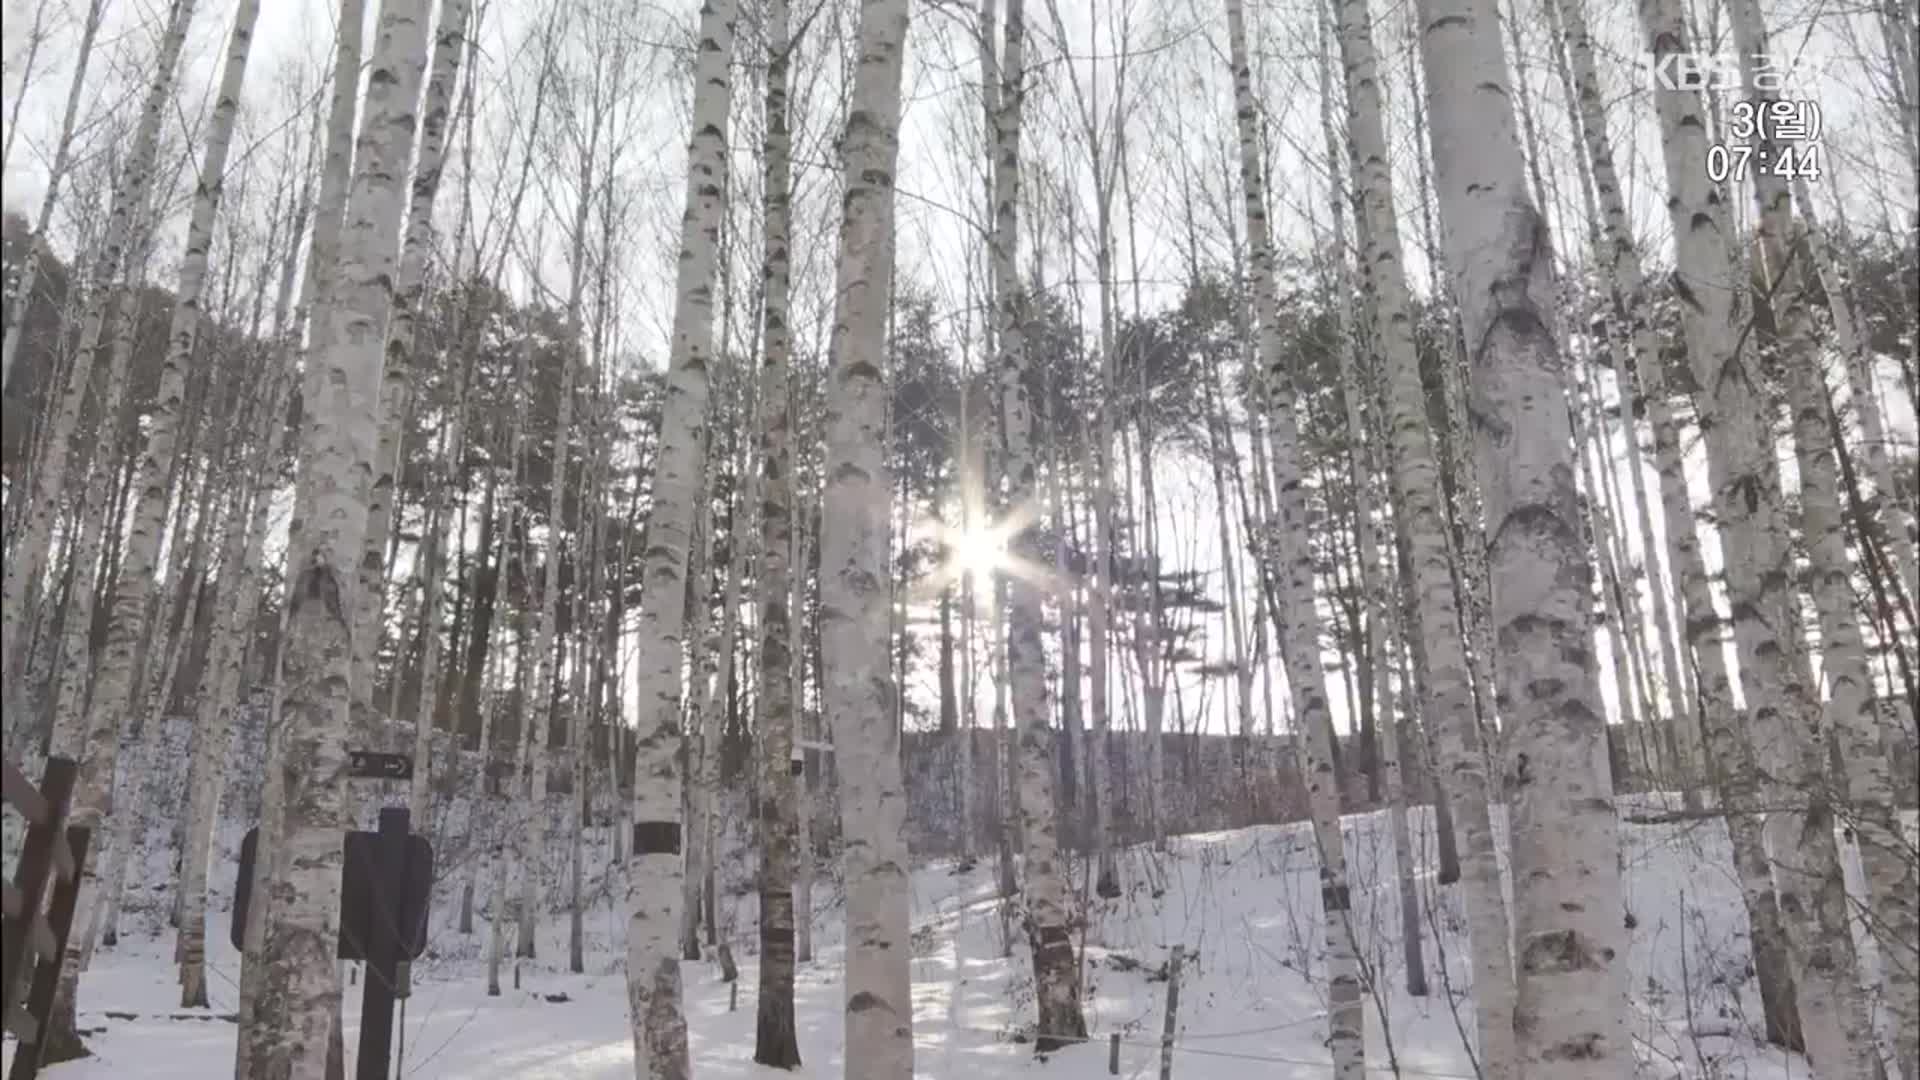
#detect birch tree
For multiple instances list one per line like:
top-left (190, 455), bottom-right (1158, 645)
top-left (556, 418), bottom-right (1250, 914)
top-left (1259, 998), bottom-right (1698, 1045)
top-left (251, 0), bottom-right (431, 1071)
top-left (1546, 0), bottom-right (1705, 794)
top-left (81, 0), bottom-right (264, 988)
top-left (0, 0), bottom-right (195, 733)
top-left (27, 5), bottom-right (201, 1059)
top-left (357, 0), bottom-right (473, 736)
top-left (818, 0), bottom-right (915, 1074)
top-left (234, 3), bottom-right (363, 1066)
top-left (1315, 2), bottom-right (1527, 1076)
top-left (1640, 0), bottom-right (1877, 1070)
top-left (988, 0), bottom-right (1086, 1049)
top-left (1727, 0), bottom-right (1916, 1066)
top-left (1295, 2), bottom-right (1427, 993)
top-left (0, 0), bottom-right (103, 392)
top-left (752, 0), bottom-right (802, 1064)
top-left (1417, 0), bottom-right (1633, 1070)
top-left (1545, 8), bottom-right (1694, 772)
top-left (514, 35), bottom-right (601, 952)
top-left (1792, 171), bottom-right (1920, 1073)
top-left (1224, 2), bottom-right (1365, 1074)
top-left (623, 0), bottom-right (738, 1072)
top-left (178, 383), bottom-right (293, 1009)
top-left (177, 103), bottom-right (315, 1006)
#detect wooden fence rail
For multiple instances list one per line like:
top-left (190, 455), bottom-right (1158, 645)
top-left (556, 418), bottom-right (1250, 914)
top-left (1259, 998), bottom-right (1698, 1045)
top-left (2, 755), bottom-right (90, 1080)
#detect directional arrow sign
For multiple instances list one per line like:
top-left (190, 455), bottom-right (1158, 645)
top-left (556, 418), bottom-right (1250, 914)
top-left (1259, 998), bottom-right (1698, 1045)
top-left (347, 750), bottom-right (414, 781)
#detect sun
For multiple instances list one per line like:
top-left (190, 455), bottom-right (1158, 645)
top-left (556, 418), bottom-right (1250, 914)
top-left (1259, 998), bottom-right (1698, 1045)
top-left (915, 451), bottom-right (1053, 600)
top-left (947, 522), bottom-right (1012, 584)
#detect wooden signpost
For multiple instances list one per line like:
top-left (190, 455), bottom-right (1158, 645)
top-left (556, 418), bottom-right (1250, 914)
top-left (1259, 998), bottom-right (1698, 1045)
top-left (231, 755), bottom-right (430, 1080)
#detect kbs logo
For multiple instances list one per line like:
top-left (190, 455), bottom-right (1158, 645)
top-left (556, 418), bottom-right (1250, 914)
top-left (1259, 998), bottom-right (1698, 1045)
top-left (1644, 52), bottom-right (1829, 92)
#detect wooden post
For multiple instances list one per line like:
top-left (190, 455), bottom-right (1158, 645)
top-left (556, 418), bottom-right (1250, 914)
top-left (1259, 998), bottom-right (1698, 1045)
top-left (1159, 946), bottom-right (1183, 1080)
top-left (1108, 1032), bottom-right (1121, 1074)
top-left (10, 825), bottom-right (90, 1080)
top-left (356, 806), bottom-right (410, 1080)
top-left (3, 755), bottom-right (86, 1080)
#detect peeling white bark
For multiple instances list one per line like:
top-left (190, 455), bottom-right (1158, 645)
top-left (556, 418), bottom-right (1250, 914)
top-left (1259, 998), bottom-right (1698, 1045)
top-left (0, 0), bottom-right (103, 393)
top-left (0, 0), bottom-right (196, 733)
top-left (254, 0), bottom-right (430, 1072)
top-left (989, 0), bottom-right (1087, 1050)
top-left (181, 365), bottom-right (294, 1008)
top-left (1640, 0), bottom-right (1874, 1071)
top-left (84, 0), bottom-right (263, 1007)
top-left (818, 1), bottom-right (915, 1075)
top-left (1227, 2), bottom-right (1364, 1074)
top-left (752, 0), bottom-right (801, 1061)
top-left (355, 0), bottom-right (472, 734)
top-left (623, 0), bottom-right (738, 1074)
top-left (1417, 0), bottom-right (1631, 1071)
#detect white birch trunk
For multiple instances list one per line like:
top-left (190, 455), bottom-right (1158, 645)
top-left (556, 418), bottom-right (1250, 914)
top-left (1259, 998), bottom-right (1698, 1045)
top-left (1226, 2), bottom-right (1363, 1074)
top-left (254, 0), bottom-right (430, 1071)
top-left (1334, 204), bottom-right (1426, 1002)
top-left (1331, 0), bottom-right (1516, 1071)
top-left (226, 51), bottom-right (329, 1073)
top-left (989, 0), bottom-right (1086, 1049)
top-left (1776, 207), bottom-right (1920, 1080)
top-left (751, 0), bottom-right (802, 1061)
top-left (0, 0), bottom-right (195, 729)
top-left (793, 490), bottom-right (814, 964)
top-left (1084, 245), bottom-right (1119, 898)
top-left (624, 0), bottom-right (737, 1073)
top-left (818, 0), bottom-right (914, 1074)
top-left (1551, 0), bottom-right (1706, 791)
top-left (0, 0), bottom-right (103, 393)
top-left (707, 407), bottom-right (758, 944)
top-left (1794, 181), bottom-right (1918, 653)
top-left (1311, 11), bottom-right (1425, 993)
top-left (355, 0), bottom-right (471, 736)
top-left (680, 465), bottom-right (718, 959)
top-left (1629, 4), bottom-right (1805, 1054)
top-left (1641, 0), bottom-right (1873, 1071)
top-left (39, 205), bottom-right (166, 1063)
top-left (464, 516), bottom-right (505, 941)
top-left (1731, 7), bottom-right (1903, 1072)
top-left (957, 444), bottom-right (979, 871)
top-left (82, 0), bottom-right (262, 984)
top-left (180, 366), bottom-right (294, 1006)
top-left (1573, 371), bottom-right (1650, 754)
top-left (1417, 0), bottom-right (1632, 1070)
top-left (514, 208), bottom-right (588, 956)
top-left (487, 643), bottom-right (515, 995)
top-left (1794, 170), bottom-right (1920, 1076)
top-left (236, 623), bottom-right (294, 1079)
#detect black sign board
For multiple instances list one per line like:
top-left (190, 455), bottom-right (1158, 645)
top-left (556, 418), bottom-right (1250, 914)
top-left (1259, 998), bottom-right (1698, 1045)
top-left (230, 827), bottom-right (259, 952)
top-left (229, 824), bottom-right (433, 959)
top-left (338, 829), bottom-right (433, 960)
top-left (231, 809), bottom-right (434, 1080)
top-left (348, 750), bottom-right (414, 781)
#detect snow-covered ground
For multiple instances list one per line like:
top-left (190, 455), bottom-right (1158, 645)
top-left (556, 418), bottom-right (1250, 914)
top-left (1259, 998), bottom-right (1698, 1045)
top-left (7, 795), bottom-right (1901, 1077)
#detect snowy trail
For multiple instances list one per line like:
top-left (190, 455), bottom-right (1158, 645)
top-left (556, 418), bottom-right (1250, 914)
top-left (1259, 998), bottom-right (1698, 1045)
top-left (6, 799), bottom-right (1888, 1077)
